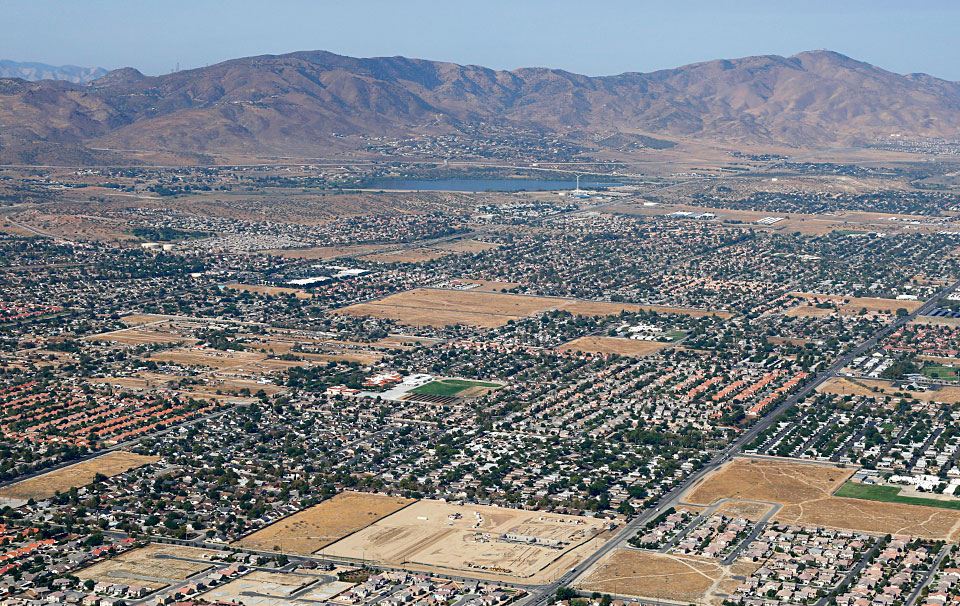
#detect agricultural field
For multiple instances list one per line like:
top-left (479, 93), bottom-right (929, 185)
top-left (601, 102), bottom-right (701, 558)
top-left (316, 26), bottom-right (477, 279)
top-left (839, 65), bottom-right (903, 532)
top-left (0, 451), bottom-right (158, 501)
top-left (323, 500), bottom-right (613, 581)
top-left (685, 458), bottom-right (960, 540)
top-left (75, 543), bottom-right (217, 591)
top-left (234, 491), bottom-right (415, 554)
top-left (558, 336), bottom-right (669, 357)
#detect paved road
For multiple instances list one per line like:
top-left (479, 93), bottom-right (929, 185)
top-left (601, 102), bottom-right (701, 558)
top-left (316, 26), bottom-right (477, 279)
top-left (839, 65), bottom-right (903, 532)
top-left (905, 544), bottom-right (949, 606)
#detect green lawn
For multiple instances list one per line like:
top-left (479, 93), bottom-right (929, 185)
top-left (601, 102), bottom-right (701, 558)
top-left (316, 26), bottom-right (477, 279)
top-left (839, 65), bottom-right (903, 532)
top-left (835, 482), bottom-right (960, 510)
top-left (922, 364), bottom-right (960, 382)
top-left (661, 330), bottom-right (688, 342)
top-left (410, 378), bottom-right (501, 397)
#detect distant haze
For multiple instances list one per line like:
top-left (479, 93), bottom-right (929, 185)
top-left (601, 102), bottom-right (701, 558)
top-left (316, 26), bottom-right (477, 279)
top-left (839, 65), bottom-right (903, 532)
top-left (0, 60), bottom-right (106, 83)
top-left (1, 0), bottom-right (959, 80)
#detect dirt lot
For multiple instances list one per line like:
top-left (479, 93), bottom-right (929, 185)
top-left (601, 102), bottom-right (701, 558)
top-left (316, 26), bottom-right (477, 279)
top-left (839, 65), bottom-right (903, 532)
top-left (819, 377), bottom-right (960, 404)
top-left (334, 289), bottom-right (731, 328)
top-left (577, 549), bottom-right (757, 604)
top-left (202, 570), bottom-right (317, 602)
top-left (235, 491), bottom-right (415, 554)
top-left (0, 452), bottom-right (159, 501)
top-left (87, 328), bottom-right (198, 345)
top-left (150, 347), bottom-right (302, 372)
top-left (75, 543), bottom-right (216, 590)
top-left (685, 458), bottom-right (960, 540)
top-left (558, 336), bottom-right (669, 357)
top-left (226, 284), bottom-right (313, 298)
top-left (333, 289), bottom-right (558, 328)
top-left (714, 499), bottom-right (775, 520)
top-left (120, 314), bottom-right (168, 326)
top-left (324, 500), bottom-right (611, 581)
top-left (911, 316), bottom-right (960, 328)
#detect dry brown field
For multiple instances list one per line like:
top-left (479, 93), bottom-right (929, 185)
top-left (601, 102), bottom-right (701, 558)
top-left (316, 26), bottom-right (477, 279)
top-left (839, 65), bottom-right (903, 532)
top-left (685, 458), bottom-right (960, 540)
top-left (150, 348), bottom-right (302, 372)
top-left (577, 549), bottom-right (757, 604)
top-left (75, 543), bottom-right (216, 590)
top-left (119, 314), bottom-right (167, 326)
top-left (226, 284), bottom-right (313, 298)
top-left (559, 336), bottom-right (669, 357)
top-left (324, 500), bottom-right (611, 581)
top-left (86, 328), bottom-right (198, 346)
top-left (235, 491), bottom-right (415, 554)
top-left (0, 452), bottom-right (159, 501)
top-left (714, 499), bottom-right (775, 520)
top-left (818, 377), bottom-right (960, 404)
top-left (334, 289), bottom-right (731, 328)
top-left (333, 289), bottom-right (557, 328)
top-left (301, 352), bottom-right (383, 364)
top-left (911, 315), bottom-right (960, 328)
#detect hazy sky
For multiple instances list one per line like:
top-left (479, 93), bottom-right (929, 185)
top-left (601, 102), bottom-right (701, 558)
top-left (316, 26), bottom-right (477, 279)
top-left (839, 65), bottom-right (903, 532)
top-left (4, 1), bottom-right (960, 79)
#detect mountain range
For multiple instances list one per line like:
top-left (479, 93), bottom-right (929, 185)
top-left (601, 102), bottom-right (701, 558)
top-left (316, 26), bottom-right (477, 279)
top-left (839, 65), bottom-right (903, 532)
top-left (0, 59), bottom-right (107, 84)
top-left (2, 49), bottom-right (960, 164)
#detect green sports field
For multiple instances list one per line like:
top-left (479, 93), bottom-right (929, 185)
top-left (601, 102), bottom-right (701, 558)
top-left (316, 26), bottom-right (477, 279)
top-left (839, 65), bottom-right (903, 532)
top-left (410, 378), bottom-right (501, 397)
top-left (835, 482), bottom-right (960, 510)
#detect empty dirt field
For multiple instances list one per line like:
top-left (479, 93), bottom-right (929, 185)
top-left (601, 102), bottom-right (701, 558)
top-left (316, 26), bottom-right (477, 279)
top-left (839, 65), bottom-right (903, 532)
top-left (75, 543), bottom-right (216, 590)
top-left (685, 458), bottom-right (960, 540)
top-left (323, 500), bottom-right (612, 581)
top-left (149, 347), bottom-right (303, 372)
top-left (119, 314), bottom-right (169, 326)
top-left (332, 288), bottom-right (557, 328)
top-left (86, 328), bottom-right (198, 346)
top-left (577, 549), bottom-right (757, 604)
top-left (0, 451), bottom-right (159, 501)
top-left (819, 377), bottom-right (960, 405)
top-left (559, 336), bottom-right (669, 357)
top-left (334, 289), bottom-right (731, 328)
top-left (235, 491), bottom-right (415, 554)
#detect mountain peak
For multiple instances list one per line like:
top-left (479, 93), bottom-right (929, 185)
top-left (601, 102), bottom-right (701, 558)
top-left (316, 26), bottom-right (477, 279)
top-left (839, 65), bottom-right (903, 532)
top-left (2, 49), bottom-right (960, 164)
